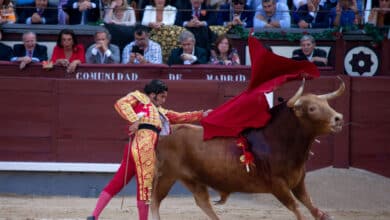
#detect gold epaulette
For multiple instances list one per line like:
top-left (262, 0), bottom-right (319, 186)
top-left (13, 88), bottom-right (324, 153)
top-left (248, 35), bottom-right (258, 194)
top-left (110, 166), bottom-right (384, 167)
top-left (129, 90), bottom-right (150, 104)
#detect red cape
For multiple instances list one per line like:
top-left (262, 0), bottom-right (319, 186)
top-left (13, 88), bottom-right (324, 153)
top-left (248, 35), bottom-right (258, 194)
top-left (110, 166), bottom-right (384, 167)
top-left (201, 36), bottom-right (320, 140)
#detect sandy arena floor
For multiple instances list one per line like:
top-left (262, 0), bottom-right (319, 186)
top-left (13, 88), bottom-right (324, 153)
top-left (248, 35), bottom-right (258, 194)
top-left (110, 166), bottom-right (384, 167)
top-left (0, 167), bottom-right (389, 220)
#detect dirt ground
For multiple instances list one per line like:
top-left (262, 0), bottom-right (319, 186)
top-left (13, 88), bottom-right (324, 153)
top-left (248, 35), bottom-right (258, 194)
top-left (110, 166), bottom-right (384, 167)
top-left (0, 167), bottom-right (389, 220)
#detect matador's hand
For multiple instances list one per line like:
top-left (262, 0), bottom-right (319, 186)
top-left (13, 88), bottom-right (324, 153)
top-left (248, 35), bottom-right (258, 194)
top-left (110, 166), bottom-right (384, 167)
top-left (202, 109), bottom-right (212, 117)
top-left (128, 121), bottom-right (140, 135)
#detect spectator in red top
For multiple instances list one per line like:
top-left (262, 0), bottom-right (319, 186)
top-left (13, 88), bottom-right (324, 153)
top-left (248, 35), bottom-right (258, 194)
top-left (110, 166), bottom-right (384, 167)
top-left (51, 29), bottom-right (85, 73)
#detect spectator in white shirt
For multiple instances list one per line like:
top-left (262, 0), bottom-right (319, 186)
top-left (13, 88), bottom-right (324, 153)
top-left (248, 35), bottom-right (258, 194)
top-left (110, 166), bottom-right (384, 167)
top-left (141, 0), bottom-right (177, 29)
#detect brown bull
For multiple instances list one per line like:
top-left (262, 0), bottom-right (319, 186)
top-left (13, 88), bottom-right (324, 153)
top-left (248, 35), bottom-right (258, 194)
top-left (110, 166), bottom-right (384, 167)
top-left (151, 78), bottom-right (345, 220)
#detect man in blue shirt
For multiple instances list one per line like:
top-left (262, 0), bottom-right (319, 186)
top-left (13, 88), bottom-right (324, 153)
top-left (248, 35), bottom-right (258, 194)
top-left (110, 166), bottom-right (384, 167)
top-left (253, 0), bottom-right (291, 28)
top-left (330, 0), bottom-right (361, 27)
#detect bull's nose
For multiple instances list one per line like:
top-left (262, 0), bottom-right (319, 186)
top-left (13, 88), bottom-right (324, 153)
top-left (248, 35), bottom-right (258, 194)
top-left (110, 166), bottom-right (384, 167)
top-left (334, 113), bottom-right (343, 123)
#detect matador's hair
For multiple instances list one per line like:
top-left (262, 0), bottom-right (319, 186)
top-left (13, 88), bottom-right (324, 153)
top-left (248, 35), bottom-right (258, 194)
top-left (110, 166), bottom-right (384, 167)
top-left (144, 79), bottom-right (168, 95)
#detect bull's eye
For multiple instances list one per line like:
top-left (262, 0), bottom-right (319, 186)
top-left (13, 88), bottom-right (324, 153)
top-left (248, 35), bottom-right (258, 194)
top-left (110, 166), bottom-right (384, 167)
top-left (309, 106), bottom-right (316, 112)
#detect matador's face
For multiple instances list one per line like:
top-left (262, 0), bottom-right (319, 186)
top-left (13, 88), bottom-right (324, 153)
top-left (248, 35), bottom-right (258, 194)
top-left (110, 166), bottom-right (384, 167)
top-left (150, 91), bottom-right (168, 107)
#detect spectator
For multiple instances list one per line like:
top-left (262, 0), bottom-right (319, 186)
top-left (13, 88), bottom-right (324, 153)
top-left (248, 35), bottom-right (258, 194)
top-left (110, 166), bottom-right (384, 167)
top-left (104, 0), bottom-right (136, 26)
top-left (51, 29), bottom-right (85, 73)
top-left (217, 0), bottom-right (255, 28)
top-left (122, 26), bottom-right (162, 64)
top-left (175, 0), bottom-right (217, 27)
top-left (253, 0), bottom-right (291, 28)
top-left (293, 0), bottom-right (330, 28)
top-left (175, 0), bottom-right (217, 51)
top-left (64, 0), bottom-right (100, 25)
top-left (0, 29), bottom-right (13, 61)
top-left (330, 0), bottom-right (361, 28)
top-left (58, 0), bottom-right (69, 24)
top-left (0, 0), bottom-right (16, 24)
top-left (167, 30), bottom-right (208, 65)
top-left (292, 34), bottom-right (328, 66)
top-left (367, 0), bottom-right (390, 27)
top-left (209, 34), bottom-right (241, 65)
top-left (11, 31), bottom-right (48, 69)
top-left (141, 0), bottom-right (177, 29)
top-left (17, 0), bottom-right (58, 24)
top-left (86, 29), bottom-right (120, 64)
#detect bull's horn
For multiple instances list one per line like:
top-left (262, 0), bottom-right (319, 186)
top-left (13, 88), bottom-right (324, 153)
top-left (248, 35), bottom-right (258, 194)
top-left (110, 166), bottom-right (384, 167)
top-left (318, 76), bottom-right (345, 100)
top-left (287, 78), bottom-right (305, 107)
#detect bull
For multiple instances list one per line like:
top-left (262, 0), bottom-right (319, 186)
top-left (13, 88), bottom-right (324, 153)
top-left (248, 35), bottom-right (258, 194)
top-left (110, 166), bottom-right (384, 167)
top-left (151, 78), bottom-right (345, 220)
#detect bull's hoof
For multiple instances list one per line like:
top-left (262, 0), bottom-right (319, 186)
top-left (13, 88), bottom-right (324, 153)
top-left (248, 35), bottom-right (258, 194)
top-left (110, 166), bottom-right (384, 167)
top-left (86, 216), bottom-right (95, 220)
top-left (213, 199), bottom-right (226, 205)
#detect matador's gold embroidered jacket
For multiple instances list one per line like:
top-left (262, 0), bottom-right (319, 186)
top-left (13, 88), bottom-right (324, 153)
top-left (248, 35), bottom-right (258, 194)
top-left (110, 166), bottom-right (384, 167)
top-left (114, 90), bottom-right (203, 131)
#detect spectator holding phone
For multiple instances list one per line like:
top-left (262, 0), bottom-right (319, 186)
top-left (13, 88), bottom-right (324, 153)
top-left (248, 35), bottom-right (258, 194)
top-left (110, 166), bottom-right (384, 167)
top-left (122, 26), bottom-right (162, 64)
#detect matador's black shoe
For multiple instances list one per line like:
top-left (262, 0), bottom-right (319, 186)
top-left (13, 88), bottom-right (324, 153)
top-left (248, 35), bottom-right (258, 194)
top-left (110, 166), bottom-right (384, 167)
top-left (86, 216), bottom-right (95, 220)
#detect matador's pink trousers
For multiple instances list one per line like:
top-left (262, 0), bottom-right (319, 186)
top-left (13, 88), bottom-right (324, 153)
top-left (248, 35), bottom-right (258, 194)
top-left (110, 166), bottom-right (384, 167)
top-left (90, 141), bottom-right (149, 220)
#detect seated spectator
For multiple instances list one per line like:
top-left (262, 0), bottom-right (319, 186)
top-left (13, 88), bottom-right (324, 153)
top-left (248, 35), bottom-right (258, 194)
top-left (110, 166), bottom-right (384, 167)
top-left (122, 26), bottom-right (162, 64)
top-left (367, 0), bottom-right (390, 27)
top-left (141, 0), bottom-right (177, 29)
top-left (175, 0), bottom-right (217, 28)
top-left (64, 0), bottom-right (100, 25)
top-left (104, 0), bottom-right (136, 26)
top-left (330, 0), bottom-right (361, 28)
top-left (217, 0), bottom-right (255, 28)
top-left (253, 0), bottom-right (291, 29)
top-left (293, 0), bottom-right (330, 28)
top-left (175, 0), bottom-right (217, 52)
top-left (292, 34), bottom-right (328, 66)
top-left (209, 34), bottom-right (240, 65)
top-left (11, 31), bottom-right (48, 69)
top-left (51, 29), bottom-right (85, 73)
top-left (0, 0), bottom-right (16, 24)
top-left (17, 0), bottom-right (58, 24)
top-left (247, 0), bottom-right (288, 9)
top-left (58, 0), bottom-right (69, 24)
top-left (0, 29), bottom-right (14, 61)
top-left (167, 30), bottom-right (208, 65)
top-left (86, 29), bottom-right (120, 64)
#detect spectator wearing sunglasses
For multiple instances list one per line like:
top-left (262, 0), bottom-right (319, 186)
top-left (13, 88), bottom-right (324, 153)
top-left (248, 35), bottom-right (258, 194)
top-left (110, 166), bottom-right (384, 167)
top-left (217, 0), bottom-right (255, 28)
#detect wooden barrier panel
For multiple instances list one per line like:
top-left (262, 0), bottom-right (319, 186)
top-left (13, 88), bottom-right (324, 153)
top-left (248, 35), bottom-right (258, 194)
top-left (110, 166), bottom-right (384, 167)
top-left (349, 77), bottom-right (390, 177)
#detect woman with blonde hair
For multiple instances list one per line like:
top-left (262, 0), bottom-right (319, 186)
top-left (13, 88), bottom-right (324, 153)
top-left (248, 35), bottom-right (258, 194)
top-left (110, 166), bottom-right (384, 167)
top-left (141, 0), bottom-right (177, 29)
top-left (104, 0), bottom-right (136, 26)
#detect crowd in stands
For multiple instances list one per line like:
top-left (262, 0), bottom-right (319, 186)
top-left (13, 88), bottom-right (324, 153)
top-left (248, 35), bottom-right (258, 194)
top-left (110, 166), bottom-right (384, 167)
top-left (0, 0), bottom-right (389, 71)
top-left (0, 0), bottom-right (388, 27)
